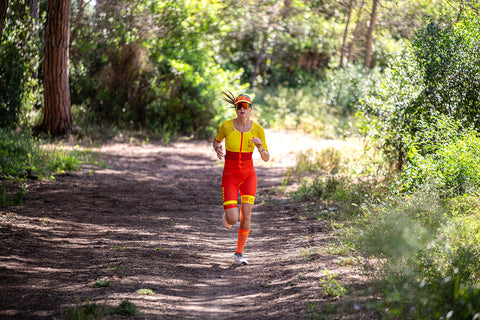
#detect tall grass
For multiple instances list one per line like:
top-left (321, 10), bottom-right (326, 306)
top-left (348, 130), bottom-right (480, 319)
top-left (0, 130), bottom-right (88, 180)
top-left (0, 130), bottom-right (97, 208)
top-left (286, 138), bottom-right (386, 219)
top-left (286, 123), bottom-right (480, 319)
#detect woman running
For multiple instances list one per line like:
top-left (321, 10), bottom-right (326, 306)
top-left (212, 91), bottom-right (269, 265)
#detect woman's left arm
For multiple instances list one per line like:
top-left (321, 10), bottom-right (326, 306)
top-left (252, 137), bottom-right (270, 162)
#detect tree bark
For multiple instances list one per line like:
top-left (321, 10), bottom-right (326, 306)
top-left (0, 0), bottom-right (8, 48)
top-left (340, 0), bottom-right (355, 68)
top-left (364, 0), bottom-right (378, 70)
top-left (37, 0), bottom-right (72, 136)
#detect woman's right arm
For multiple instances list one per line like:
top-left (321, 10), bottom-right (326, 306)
top-left (212, 139), bottom-right (219, 150)
top-left (212, 139), bottom-right (223, 159)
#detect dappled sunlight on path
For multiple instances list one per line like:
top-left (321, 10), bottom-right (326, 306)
top-left (0, 130), bottom-right (373, 320)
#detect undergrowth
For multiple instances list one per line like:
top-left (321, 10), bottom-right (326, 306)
top-left (0, 129), bottom-right (99, 209)
top-left (63, 298), bottom-right (139, 319)
top-left (288, 130), bottom-right (480, 319)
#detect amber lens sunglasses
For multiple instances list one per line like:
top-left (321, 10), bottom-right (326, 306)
top-left (235, 102), bottom-right (251, 110)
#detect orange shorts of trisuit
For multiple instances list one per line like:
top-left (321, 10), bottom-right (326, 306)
top-left (222, 169), bottom-right (257, 209)
top-left (214, 119), bottom-right (268, 210)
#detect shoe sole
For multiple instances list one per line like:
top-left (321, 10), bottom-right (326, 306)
top-left (234, 254), bottom-right (248, 265)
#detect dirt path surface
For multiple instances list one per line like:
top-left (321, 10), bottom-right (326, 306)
top-left (0, 130), bottom-right (371, 320)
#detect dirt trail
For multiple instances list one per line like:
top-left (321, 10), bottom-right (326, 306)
top-left (0, 130), bottom-right (370, 320)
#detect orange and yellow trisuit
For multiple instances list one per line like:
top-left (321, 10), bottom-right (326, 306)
top-left (214, 119), bottom-right (268, 210)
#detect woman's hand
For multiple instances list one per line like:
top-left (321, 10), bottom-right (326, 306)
top-left (252, 136), bottom-right (269, 162)
top-left (252, 137), bottom-right (263, 149)
top-left (215, 144), bottom-right (224, 160)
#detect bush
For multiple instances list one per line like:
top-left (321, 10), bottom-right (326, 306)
top-left (401, 117), bottom-right (480, 197)
top-left (0, 5), bottom-right (42, 129)
top-left (352, 182), bottom-right (480, 318)
top-left (0, 130), bottom-right (86, 181)
top-left (70, 0), bottom-right (246, 140)
top-left (359, 13), bottom-right (480, 169)
top-left (113, 300), bottom-right (138, 316)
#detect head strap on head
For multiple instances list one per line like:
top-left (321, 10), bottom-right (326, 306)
top-left (234, 94), bottom-right (252, 105)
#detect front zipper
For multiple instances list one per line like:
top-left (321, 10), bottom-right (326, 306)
top-left (239, 132), bottom-right (243, 162)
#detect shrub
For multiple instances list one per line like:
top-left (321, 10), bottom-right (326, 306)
top-left (359, 13), bottom-right (480, 169)
top-left (0, 5), bottom-right (42, 129)
top-left (401, 118), bottom-right (480, 198)
top-left (69, 0), bottom-right (246, 140)
top-left (352, 183), bottom-right (480, 318)
top-left (0, 130), bottom-right (86, 180)
top-left (113, 300), bottom-right (138, 316)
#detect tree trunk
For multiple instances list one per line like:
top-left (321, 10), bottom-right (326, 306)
top-left (364, 0), bottom-right (378, 70)
top-left (340, 0), bottom-right (355, 68)
top-left (347, 0), bottom-right (364, 63)
top-left (37, 0), bottom-right (72, 136)
top-left (0, 0), bottom-right (8, 47)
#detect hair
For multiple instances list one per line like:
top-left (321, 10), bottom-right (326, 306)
top-left (222, 90), bottom-right (236, 106)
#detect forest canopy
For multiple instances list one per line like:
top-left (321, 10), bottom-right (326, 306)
top-left (0, 0), bottom-right (468, 140)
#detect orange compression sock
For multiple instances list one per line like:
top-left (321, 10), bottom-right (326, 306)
top-left (235, 227), bottom-right (250, 254)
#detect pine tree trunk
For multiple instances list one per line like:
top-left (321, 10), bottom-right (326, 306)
top-left (364, 0), bottom-right (378, 70)
top-left (0, 0), bottom-right (9, 47)
top-left (347, 0), bottom-right (364, 63)
top-left (340, 0), bottom-right (355, 68)
top-left (38, 0), bottom-right (72, 136)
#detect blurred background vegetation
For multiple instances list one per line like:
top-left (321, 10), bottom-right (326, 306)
top-left (3, 0), bottom-right (480, 318)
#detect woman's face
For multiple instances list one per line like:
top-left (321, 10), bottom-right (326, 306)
top-left (235, 102), bottom-right (252, 119)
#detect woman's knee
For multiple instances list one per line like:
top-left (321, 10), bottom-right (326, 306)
top-left (225, 208), bottom-right (238, 225)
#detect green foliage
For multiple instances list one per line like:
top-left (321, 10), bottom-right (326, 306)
top-left (112, 300), bottom-right (138, 316)
top-left (320, 270), bottom-right (348, 298)
top-left (293, 148), bottom-right (343, 175)
top-left (136, 288), bottom-right (155, 295)
top-left (93, 280), bottom-right (111, 288)
top-left (0, 183), bottom-right (25, 207)
top-left (63, 298), bottom-right (109, 320)
top-left (287, 142), bottom-right (386, 218)
top-left (401, 116), bottom-right (480, 197)
top-left (0, 131), bottom-right (35, 178)
top-left (360, 13), bottom-right (480, 168)
top-left (253, 64), bottom-right (381, 138)
top-left (63, 298), bottom-right (139, 319)
top-left (423, 212), bottom-right (480, 283)
top-left (351, 183), bottom-right (480, 318)
top-left (254, 86), bottom-right (337, 137)
top-left (355, 197), bottom-right (435, 265)
top-left (0, 2), bottom-right (43, 129)
top-left (70, 0), bottom-right (245, 139)
top-left (411, 16), bottom-right (480, 129)
top-left (322, 64), bottom-right (382, 118)
top-left (0, 130), bottom-right (87, 181)
top-left (307, 301), bottom-right (336, 320)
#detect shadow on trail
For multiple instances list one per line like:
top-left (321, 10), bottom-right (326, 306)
top-left (0, 140), bottom-right (341, 320)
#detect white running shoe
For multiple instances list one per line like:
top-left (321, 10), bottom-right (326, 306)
top-left (222, 213), bottom-right (231, 229)
top-left (234, 252), bottom-right (248, 265)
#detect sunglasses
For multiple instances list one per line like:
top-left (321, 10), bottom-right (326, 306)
top-left (235, 102), bottom-right (251, 110)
